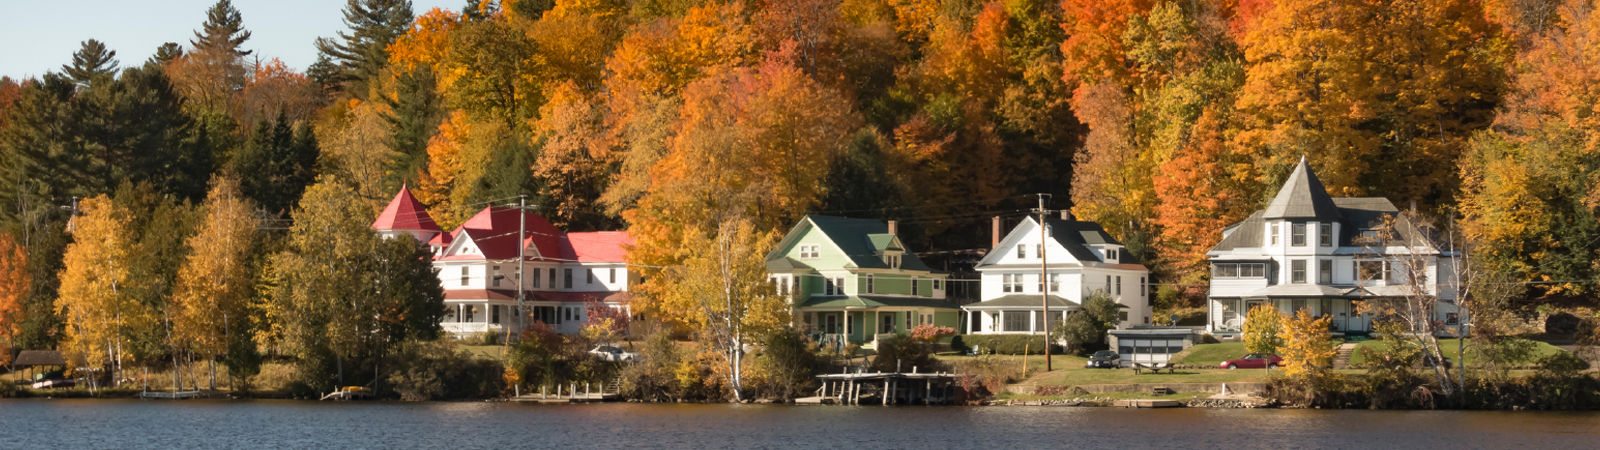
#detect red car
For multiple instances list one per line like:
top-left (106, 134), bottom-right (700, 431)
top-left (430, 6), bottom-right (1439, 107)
top-left (1220, 353), bottom-right (1282, 369)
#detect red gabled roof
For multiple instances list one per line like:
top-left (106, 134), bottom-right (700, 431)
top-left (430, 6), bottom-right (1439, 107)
top-left (372, 185), bottom-right (441, 233)
top-left (440, 206), bottom-right (564, 261)
top-left (559, 231), bottom-right (632, 263)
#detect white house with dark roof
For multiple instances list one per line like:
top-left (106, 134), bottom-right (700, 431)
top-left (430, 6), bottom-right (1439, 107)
top-left (963, 213), bottom-right (1152, 335)
top-left (371, 187), bottom-right (634, 339)
top-left (1206, 157), bottom-right (1462, 336)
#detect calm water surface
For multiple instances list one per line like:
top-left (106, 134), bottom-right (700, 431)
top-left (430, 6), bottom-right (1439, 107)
top-left (2, 399), bottom-right (1596, 449)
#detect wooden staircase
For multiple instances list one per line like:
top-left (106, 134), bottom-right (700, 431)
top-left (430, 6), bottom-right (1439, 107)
top-left (1332, 343), bottom-right (1358, 369)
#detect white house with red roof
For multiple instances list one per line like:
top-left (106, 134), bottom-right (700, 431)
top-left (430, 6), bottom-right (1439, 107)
top-left (371, 187), bottom-right (634, 339)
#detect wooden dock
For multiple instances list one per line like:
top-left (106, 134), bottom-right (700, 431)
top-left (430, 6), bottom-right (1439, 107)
top-left (139, 390), bottom-right (210, 400)
top-left (813, 368), bottom-right (960, 406)
top-left (507, 382), bottom-right (622, 403)
top-left (1112, 399), bottom-right (1183, 408)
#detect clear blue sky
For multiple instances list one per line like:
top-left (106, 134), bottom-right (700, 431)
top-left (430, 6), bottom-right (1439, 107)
top-left (0, 0), bottom-right (459, 80)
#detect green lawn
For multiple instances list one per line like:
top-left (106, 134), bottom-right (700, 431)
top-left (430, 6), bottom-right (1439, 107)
top-left (999, 390), bottom-right (1211, 402)
top-left (1174, 342), bottom-right (1250, 367)
top-left (1347, 338), bottom-right (1564, 367)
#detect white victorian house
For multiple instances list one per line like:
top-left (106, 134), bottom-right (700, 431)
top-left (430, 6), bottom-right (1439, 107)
top-left (372, 187), bottom-right (633, 339)
top-left (1206, 158), bottom-right (1463, 337)
top-left (963, 214), bottom-right (1152, 335)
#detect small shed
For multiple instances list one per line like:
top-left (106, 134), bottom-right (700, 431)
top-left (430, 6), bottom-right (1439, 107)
top-left (1108, 327), bottom-right (1201, 364)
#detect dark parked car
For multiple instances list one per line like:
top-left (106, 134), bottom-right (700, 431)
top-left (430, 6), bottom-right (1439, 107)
top-left (1220, 353), bottom-right (1282, 369)
top-left (1085, 350), bottom-right (1121, 369)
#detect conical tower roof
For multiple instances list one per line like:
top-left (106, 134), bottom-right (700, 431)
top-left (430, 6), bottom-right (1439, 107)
top-left (372, 184), bottom-right (442, 233)
top-left (1263, 156), bottom-right (1342, 221)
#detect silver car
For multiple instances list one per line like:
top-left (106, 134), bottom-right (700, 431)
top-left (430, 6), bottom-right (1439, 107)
top-left (589, 345), bottom-right (641, 362)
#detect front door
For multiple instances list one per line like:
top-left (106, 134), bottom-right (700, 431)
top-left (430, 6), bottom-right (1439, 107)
top-left (824, 314), bottom-right (838, 334)
top-left (881, 313), bottom-right (895, 335)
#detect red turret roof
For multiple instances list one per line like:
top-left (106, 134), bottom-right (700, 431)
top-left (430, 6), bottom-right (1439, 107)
top-left (372, 185), bottom-right (441, 233)
top-left (438, 207), bottom-right (565, 262)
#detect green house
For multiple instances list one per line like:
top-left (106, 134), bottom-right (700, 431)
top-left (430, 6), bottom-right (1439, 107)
top-left (765, 215), bottom-right (960, 350)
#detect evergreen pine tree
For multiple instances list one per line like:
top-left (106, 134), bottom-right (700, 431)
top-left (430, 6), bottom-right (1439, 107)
top-left (151, 43), bottom-right (185, 65)
top-left (62, 39), bottom-right (119, 86)
top-left (314, 0), bottom-right (415, 98)
top-left (380, 66), bottom-right (441, 188)
top-left (191, 0), bottom-right (252, 58)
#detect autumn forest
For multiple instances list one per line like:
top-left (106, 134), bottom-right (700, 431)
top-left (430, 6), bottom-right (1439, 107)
top-left (1, 0), bottom-right (1598, 387)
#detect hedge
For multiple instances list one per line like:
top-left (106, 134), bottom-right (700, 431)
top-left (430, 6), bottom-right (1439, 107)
top-left (951, 335), bottom-right (1061, 355)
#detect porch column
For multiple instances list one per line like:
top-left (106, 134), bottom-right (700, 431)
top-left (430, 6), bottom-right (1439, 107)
top-left (1029, 311), bottom-right (1037, 334)
top-left (457, 304), bottom-right (464, 323)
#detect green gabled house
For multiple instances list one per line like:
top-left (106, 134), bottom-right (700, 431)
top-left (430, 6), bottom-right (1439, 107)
top-left (765, 215), bottom-right (961, 350)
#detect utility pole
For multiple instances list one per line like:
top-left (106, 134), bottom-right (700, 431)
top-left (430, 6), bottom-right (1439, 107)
top-left (1039, 193), bottom-right (1051, 372)
top-left (517, 195), bottom-right (527, 336)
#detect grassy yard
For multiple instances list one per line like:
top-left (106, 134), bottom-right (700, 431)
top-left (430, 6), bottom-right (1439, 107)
top-left (940, 353), bottom-right (1287, 387)
top-left (999, 390), bottom-right (1211, 402)
top-left (1347, 338), bottom-right (1564, 367)
top-left (1174, 342), bottom-right (1250, 367)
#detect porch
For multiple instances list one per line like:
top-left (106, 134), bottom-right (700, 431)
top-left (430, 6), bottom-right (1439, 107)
top-left (797, 295), bottom-right (961, 351)
top-left (1209, 296), bottom-right (1371, 335)
top-left (961, 294), bottom-right (1080, 335)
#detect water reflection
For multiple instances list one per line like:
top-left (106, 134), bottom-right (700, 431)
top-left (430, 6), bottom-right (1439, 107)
top-left (3, 399), bottom-right (1598, 449)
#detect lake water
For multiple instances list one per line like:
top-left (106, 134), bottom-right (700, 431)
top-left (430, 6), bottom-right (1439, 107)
top-left (2, 399), bottom-right (1596, 449)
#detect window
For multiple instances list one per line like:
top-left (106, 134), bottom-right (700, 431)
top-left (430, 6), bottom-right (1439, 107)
top-left (563, 268), bottom-right (573, 289)
top-left (790, 277), bottom-right (797, 296)
top-left (1017, 245), bottom-right (1026, 259)
top-left (798, 244), bottom-right (820, 259)
top-left (1292, 299), bottom-right (1306, 312)
top-left (460, 266), bottom-right (470, 286)
top-left (1049, 273), bottom-right (1060, 292)
top-left (1106, 275), bottom-right (1112, 294)
top-left (1359, 229), bottom-right (1380, 242)
top-left (1320, 223), bottom-right (1333, 246)
top-left (493, 266), bottom-right (503, 287)
top-left (1002, 274), bottom-right (1019, 293)
top-left (1002, 311), bottom-right (1030, 332)
top-left (835, 277), bottom-right (846, 294)
top-left (1319, 260), bottom-right (1333, 284)
top-left (1269, 223), bottom-right (1279, 245)
top-left (587, 269), bottom-right (595, 285)
top-left (532, 268), bottom-right (541, 288)
top-left (1118, 311), bottom-right (1128, 322)
top-left (1035, 244), bottom-right (1042, 259)
top-left (1105, 248), bottom-right (1117, 262)
top-left (609, 268), bottom-right (616, 284)
top-left (1291, 260), bottom-right (1307, 284)
top-left (933, 279), bottom-right (942, 290)
top-left (465, 305), bottom-right (475, 322)
top-left (824, 278), bottom-right (837, 295)
top-left (1359, 260), bottom-right (1387, 281)
top-left (1446, 313), bottom-right (1459, 325)
top-left (912, 277), bottom-right (921, 296)
top-left (1141, 277), bottom-right (1147, 296)
top-left (549, 268), bottom-right (557, 288)
top-left (904, 312), bottom-right (912, 331)
top-left (1320, 299), bottom-right (1333, 316)
top-left (865, 275), bottom-right (875, 294)
top-left (1116, 276), bottom-right (1122, 295)
top-left (492, 305), bottom-right (501, 324)
top-left (1292, 223), bottom-right (1307, 246)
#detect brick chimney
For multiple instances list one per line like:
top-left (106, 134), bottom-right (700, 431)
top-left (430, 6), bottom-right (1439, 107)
top-left (887, 220), bottom-right (897, 235)
top-left (991, 216), bottom-right (1001, 249)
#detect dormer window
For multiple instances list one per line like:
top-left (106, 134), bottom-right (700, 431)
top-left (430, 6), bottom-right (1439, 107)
top-left (1106, 248), bottom-right (1118, 262)
top-left (799, 244), bottom-right (820, 259)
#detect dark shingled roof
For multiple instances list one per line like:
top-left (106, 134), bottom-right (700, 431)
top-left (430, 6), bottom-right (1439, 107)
top-left (1263, 157), bottom-right (1343, 221)
top-left (802, 215), bottom-right (937, 272)
top-left (13, 350), bottom-right (66, 367)
top-left (1040, 218), bottom-right (1142, 265)
top-left (798, 295), bottom-right (960, 309)
top-left (961, 294), bottom-right (1080, 309)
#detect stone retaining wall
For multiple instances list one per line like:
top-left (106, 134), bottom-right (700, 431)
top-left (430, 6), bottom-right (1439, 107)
top-left (1007, 382), bottom-right (1267, 396)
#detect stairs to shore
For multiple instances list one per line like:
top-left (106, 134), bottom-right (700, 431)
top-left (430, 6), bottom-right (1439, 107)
top-left (1332, 343), bottom-right (1358, 369)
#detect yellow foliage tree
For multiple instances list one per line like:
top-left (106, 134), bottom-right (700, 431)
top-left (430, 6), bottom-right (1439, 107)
top-left (1242, 304), bottom-right (1284, 357)
top-left (170, 176), bottom-right (259, 384)
top-left (1279, 309), bottom-right (1335, 378)
top-left (56, 195), bottom-right (156, 383)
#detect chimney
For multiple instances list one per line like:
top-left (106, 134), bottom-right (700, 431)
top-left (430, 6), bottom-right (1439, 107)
top-left (887, 220), bottom-right (898, 235)
top-left (1410, 199), bottom-right (1417, 215)
top-left (1060, 210), bottom-right (1072, 221)
top-left (991, 216), bottom-right (1001, 249)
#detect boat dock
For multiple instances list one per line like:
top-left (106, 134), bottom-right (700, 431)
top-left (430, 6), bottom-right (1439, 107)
top-left (798, 368), bottom-right (960, 406)
top-left (508, 382), bottom-right (622, 403)
top-left (140, 390), bottom-right (215, 400)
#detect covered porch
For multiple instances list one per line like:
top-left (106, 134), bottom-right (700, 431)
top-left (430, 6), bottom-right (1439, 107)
top-left (1210, 296), bottom-right (1371, 335)
top-left (797, 295), bottom-right (961, 351)
top-left (961, 294), bottom-right (1079, 335)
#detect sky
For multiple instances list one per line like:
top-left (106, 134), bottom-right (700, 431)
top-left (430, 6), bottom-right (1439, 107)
top-left (0, 0), bottom-right (459, 80)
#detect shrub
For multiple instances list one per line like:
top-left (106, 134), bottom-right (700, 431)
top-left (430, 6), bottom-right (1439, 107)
top-left (955, 335), bottom-right (1059, 355)
top-left (909, 324), bottom-right (956, 342)
top-left (748, 328), bottom-right (821, 401)
top-left (384, 340), bottom-right (506, 400)
top-left (871, 333), bottom-right (940, 373)
top-left (620, 327), bottom-right (686, 402)
top-left (947, 355), bottom-right (1021, 400)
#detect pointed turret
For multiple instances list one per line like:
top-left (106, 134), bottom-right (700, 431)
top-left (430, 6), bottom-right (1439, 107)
top-left (1263, 156), bottom-right (1342, 221)
top-left (372, 184), bottom-right (442, 242)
